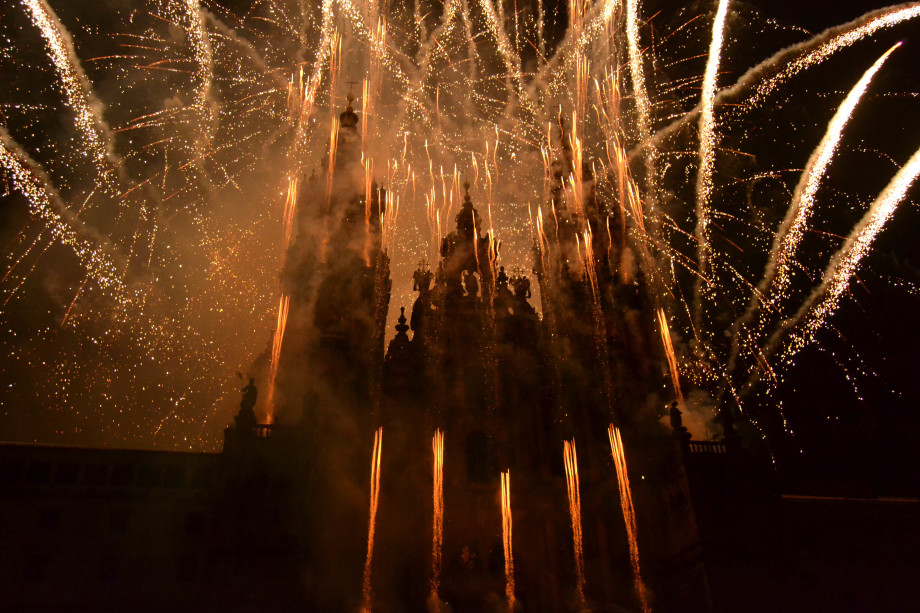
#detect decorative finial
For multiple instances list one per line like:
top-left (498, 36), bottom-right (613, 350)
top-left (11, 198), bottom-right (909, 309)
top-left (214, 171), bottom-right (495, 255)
top-left (395, 306), bottom-right (409, 335)
top-left (339, 86), bottom-right (360, 128)
top-left (463, 181), bottom-right (471, 203)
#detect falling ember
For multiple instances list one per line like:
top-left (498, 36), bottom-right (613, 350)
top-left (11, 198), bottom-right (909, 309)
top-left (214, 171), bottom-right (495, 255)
top-left (361, 427), bottom-right (383, 613)
top-left (608, 425), bottom-right (650, 613)
top-left (563, 439), bottom-right (586, 609)
top-left (264, 294), bottom-right (290, 423)
top-left (500, 470), bottom-right (516, 611)
top-left (430, 429), bottom-right (445, 605)
top-left (656, 308), bottom-right (683, 403)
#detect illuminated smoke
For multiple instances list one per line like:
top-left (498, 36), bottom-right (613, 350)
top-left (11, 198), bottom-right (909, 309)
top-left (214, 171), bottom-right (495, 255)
top-left (608, 425), bottom-right (650, 613)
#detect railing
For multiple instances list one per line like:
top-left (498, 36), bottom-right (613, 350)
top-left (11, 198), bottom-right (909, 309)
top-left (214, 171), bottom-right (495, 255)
top-left (688, 440), bottom-right (727, 455)
top-left (251, 424), bottom-right (297, 439)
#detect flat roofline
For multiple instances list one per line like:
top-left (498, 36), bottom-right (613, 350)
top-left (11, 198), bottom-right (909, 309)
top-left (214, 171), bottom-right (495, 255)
top-left (0, 440), bottom-right (220, 457)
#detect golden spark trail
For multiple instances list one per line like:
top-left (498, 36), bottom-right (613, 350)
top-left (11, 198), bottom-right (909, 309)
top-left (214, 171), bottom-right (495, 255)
top-left (608, 425), bottom-right (650, 613)
top-left (361, 427), bottom-right (383, 613)
top-left (177, 0), bottom-right (216, 152)
top-left (657, 307), bottom-right (683, 403)
top-left (747, 6), bottom-right (920, 108)
top-left (20, 0), bottom-right (123, 185)
top-left (500, 469), bottom-right (516, 611)
top-left (765, 145), bottom-right (920, 364)
top-left (264, 294), bottom-right (290, 423)
top-left (756, 44), bottom-right (900, 324)
top-left (430, 429), bottom-right (445, 606)
top-left (692, 0), bottom-right (731, 328)
top-left (0, 129), bottom-right (123, 293)
top-left (281, 176), bottom-right (299, 261)
top-left (626, 0), bottom-right (657, 213)
top-left (638, 5), bottom-right (920, 163)
top-left (563, 439), bottom-right (586, 609)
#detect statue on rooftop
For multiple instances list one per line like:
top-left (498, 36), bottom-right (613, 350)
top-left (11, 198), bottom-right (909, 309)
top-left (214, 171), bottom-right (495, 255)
top-left (240, 378), bottom-right (257, 413)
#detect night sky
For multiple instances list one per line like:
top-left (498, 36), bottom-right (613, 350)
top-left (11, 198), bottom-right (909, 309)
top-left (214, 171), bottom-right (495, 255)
top-left (0, 0), bottom-right (918, 495)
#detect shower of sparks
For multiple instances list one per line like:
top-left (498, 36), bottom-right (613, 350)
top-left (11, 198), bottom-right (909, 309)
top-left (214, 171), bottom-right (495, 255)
top-left (767, 146), bottom-right (920, 367)
top-left (0, 1), bottom-right (918, 448)
top-left (361, 426), bottom-right (383, 613)
top-left (264, 293), bottom-right (290, 423)
top-left (608, 424), bottom-right (650, 613)
top-left (430, 428), bottom-right (444, 605)
top-left (500, 469), bottom-right (515, 611)
top-left (692, 0), bottom-right (730, 327)
top-left (657, 307), bottom-right (683, 404)
top-left (563, 439), bottom-right (585, 609)
top-left (759, 43), bottom-right (901, 312)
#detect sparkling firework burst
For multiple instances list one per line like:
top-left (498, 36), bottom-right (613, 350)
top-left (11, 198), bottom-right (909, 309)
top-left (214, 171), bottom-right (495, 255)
top-left (1, 0), bottom-right (919, 449)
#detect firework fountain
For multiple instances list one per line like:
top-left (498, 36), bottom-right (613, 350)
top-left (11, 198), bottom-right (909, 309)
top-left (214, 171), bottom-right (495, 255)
top-left (362, 426), bottom-right (383, 612)
top-left (500, 469), bottom-right (516, 611)
top-left (609, 424), bottom-right (650, 613)
top-left (430, 428), bottom-right (445, 608)
top-left (563, 439), bottom-right (586, 609)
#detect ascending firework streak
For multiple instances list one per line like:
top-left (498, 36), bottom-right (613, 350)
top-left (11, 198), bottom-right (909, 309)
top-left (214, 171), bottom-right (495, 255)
top-left (20, 0), bottom-right (124, 188)
top-left (0, 130), bottom-right (123, 295)
top-left (177, 0), bottom-right (217, 154)
top-left (280, 177), bottom-right (300, 264)
top-left (657, 308), bottom-right (684, 403)
top-left (626, 0), bottom-right (657, 213)
top-left (759, 43), bottom-right (901, 310)
top-left (723, 42), bottom-right (904, 391)
top-left (500, 470), bottom-right (516, 611)
top-left (430, 429), bottom-right (445, 605)
top-left (608, 425), bottom-right (650, 613)
top-left (761, 145), bottom-right (920, 368)
top-left (692, 0), bottom-right (731, 327)
top-left (263, 294), bottom-right (290, 422)
top-left (361, 427), bottom-right (383, 613)
top-left (563, 439), bottom-right (586, 609)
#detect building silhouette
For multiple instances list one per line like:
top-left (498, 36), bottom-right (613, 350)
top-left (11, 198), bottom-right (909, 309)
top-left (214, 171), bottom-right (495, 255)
top-left (1, 98), bottom-right (917, 613)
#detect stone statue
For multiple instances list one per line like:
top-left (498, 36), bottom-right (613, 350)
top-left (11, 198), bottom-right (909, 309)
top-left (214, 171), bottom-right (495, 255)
top-left (240, 378), bottom-right (258, 413)
top-left (669, 401), bottom-right (682, 431)
top-left (496, 266), bottom-right (509, 290)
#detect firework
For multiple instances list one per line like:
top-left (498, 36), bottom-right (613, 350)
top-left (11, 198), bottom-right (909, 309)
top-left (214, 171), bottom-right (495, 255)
top-left (563, 439), bottom-right (585, 609)
top-left (608, 424), bottom-right (650, 613)
top-left (361, 426), bottom-right (383, 612)
top-left (500, 469), bottom-right (515, 611)
top-left (430, 429), bottom-right (444, 605)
